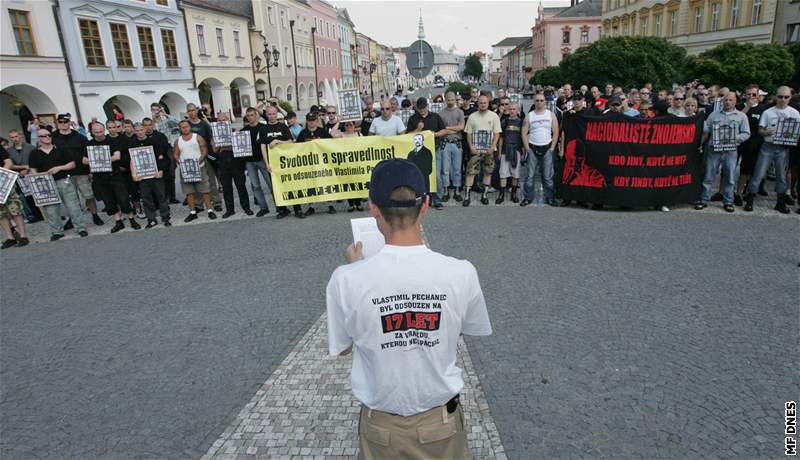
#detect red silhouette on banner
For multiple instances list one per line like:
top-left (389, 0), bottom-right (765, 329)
top-left (563, 139), bottom-right (605, 188)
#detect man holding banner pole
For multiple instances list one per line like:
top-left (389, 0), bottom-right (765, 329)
top-left (406, 98), bottom-right (448, 208)
top-left (695, 92), bottom-right (750, 213)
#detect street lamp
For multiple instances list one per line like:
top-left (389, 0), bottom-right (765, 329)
top-left (253, 34), bottom-right (279, 98)
top-left (366, 62), bottom-right (376, 99)
top-left (289, 20), bottom-right (300, 109)
top-left (311, 26), bottom-right (320, 106)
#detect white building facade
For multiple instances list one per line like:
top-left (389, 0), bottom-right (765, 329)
top-left (1, 0), bottom-right (77, 135)
top-left (57, 0), bottom-right (197, 122)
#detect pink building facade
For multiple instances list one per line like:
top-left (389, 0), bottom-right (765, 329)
top-left (531, 0), bottom-right (602, 73)
top-left (309, 0), bottom-right (343, 105)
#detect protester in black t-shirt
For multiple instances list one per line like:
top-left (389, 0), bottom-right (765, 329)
top-left (52, 113), bottom-right (103, 226)
top-left (129, 123), bottom-right (170, 228)
top-left (144, 117), bottom-right (178, 204)
top-left (84, 121), bottom-right (139, 233)
top-left (28, 127), bottom-right (89, 240)
top-left (238, 108), bottom-right (272, 217)
top-left (735, 84), bottom-right (769, 204)
top-left (261, 105), bottom-right (302, 219)
top-left (407, 98), bottom-right (448, 207)
top-left (296, 112), bottom-right (334, 215)
top-left (211, 112), bottom-right (252, 219)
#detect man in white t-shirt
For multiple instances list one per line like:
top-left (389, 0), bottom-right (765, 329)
top-left (368, 101), bottom-right (406, 137)
top-left (745, 85), bottom-right (800, 214)
top-left (326, 158), bottom-right (492, 459)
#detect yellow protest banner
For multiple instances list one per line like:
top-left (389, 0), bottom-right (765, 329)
top-left (268, 131), bottom-right (437, 206)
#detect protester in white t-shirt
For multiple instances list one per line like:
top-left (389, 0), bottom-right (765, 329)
top-left (326, 158), bottom-right (492, 459)
top-left (368, 101), bottom-right (406, 136)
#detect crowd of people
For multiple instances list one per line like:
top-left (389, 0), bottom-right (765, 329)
top-left (1, 81), bottom-right (798, 250)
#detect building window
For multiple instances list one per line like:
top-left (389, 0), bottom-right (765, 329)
top-left (316, 46), bottom-right (320, 63)
top-left (623, 21), bottom-right (629, 35)
top-left (137, 26), bottom-right (157, 67)
top-left (110, 23), bottom-right (133, 67)
top-left (285, 46), bottom-right (290, 66)
top-left (161, 29), bottom-right (178, 67)
top-left (654, 14), bottom-right (662, 36)
top-left (79, 18), bottom-right (105, 66)
top-left (233, 30), bottom-right (241, 57)
top-left (196, 24), bottom-right (206, 55)
top-left (694, 6), bottom-right (703, 32)
top-left (280, 10), bottom-right (285, 28)
top-left (562, 30), bottom-right (570, 43)
top-left (730, 0), bottom-right (739, 27)
top-left (215, 27), bottom-right (225, 56)
top-left (788, 23), bottom-right (800, 43)
top-left (751, 0), bottom-right (761, 25)
top-left (155, 0), bottom-right (168, 5)
top-left (9, 10), bottom-right (36, 55)
top-left (670, 11), bottom-right (677, 36)
top-left (640, 16), bottom-right (648, 35)
top-left (268, 7), bottom-right (274, 25)
top-left (581, 29), bottom-right (589, 43)
top-left (711, 3), bottom-right (719, 31)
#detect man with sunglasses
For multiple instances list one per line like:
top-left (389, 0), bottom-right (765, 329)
top-left (667, 91), bottom-right (688, 117)
top-left (734, 84), bottom-right (768, 205)
top-left (297, 112), bottom-right (333, 216)
top-left (521, 93), bottom-right (559, 207)
top-left (368, 101), bottom-right (406, 136)
top-left (407, 97), bottom-right (448, 208)
top-left (745, 86), bottom-right (800, 213)
top-left (52, 113), bottom-right (103, 226)
top-left (28, 128), bottom-right (89, 240)
top-left (186, 103), bottom-right (222, 212)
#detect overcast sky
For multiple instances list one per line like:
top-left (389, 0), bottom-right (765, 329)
top-left (332, 0), bottom-right (572, 54)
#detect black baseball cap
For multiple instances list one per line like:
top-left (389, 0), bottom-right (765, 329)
top-left (369, 159), bottom-right (426, 207)
top-left (305, 112), bottom-right (318, 121)
top-left (416, 97), bottom-right (428, 109)
top-left (608, 96), bottom-right (622, 106)
top-left (57, 113), bottom-right (71, 121)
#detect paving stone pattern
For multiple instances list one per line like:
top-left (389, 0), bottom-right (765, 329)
top-left (201, 314), bottom-right (505, 460)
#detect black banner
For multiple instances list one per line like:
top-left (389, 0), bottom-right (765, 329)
top-left (560, 114), bottom-right (702, 207)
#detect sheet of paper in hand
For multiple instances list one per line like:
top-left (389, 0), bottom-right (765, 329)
top-left (87, 144), bottom-right (113, 172)
top-left (180, 158), bottom-right (202, 183)
top-left (29, 174), bottom-right (61, 206)
top-left (429, 102), bottom-right (444, 114)
top-left (212, 121), bottom-right (233, 147)
top-left (129, 145), bottom-right (158, 179)
top-left (337, 88), bottom-right (363, 123)
top-left (350, 217), bottom-right (385, 259)
top-left (232, 131), bottom-right (252, 158)
top-left (400, 109), bottom-right (413, 126)
top-left (773, 117), bottom-right (800, 146)
top-left (0, 167), bottom-right (19, 205)
top-left (17, 175), bottom-right (32, 196)
top-left (711, 122), bottom-right (738, 151)
top-left (472, 130), bottom-right (493, 153)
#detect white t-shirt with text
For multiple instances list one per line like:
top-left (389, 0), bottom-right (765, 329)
top-left (326, 244), bottom-right (492, 416)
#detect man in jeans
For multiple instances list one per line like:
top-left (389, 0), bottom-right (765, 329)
top-left (239, 107), bottom-right (272, 218)
top-left (52, 113), bottom-right (103, 226)
top-left (695, 92), bottom-right (750, 213)
top-left (438, 91), bottom-right (465, 203)
top-left (745, 86), bottom-right (800, 214)
top-left (27, 128), bottom-right (89, 240)
top-left (521, 93), bottom-right (559, 206)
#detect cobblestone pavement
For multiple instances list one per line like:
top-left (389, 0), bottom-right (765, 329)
top-left (1, 197), bottom-right (797, 459)
top-left (201, 314), bottom-right (504, 460)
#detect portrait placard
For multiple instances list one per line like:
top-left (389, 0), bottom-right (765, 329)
top-left (337, 89), bottom-right (363, 123)
top-left (129, 145), bottom-right (158, 179)
top-left (29, 174), bottom-right (61, 206)
top-left (232, 131), bottom-right (253, 158)
top-left (211, 122), bottom-right (233, 147)
top-left (400, 109), bottom-right (413, 126)
top-left (179, 158), bottom-right (202, 183)
top-left (471, 130), bottom-right (492, 152)
top-left (509, 93), bottom-right (521, 105)
top-left (711, 122), bottom-right (738, 151)
top-left (16, 175), bottom-right (32, 196)
top-left (87, 145), bottom-right (113, 173)
top-left (0, 167), bottom-right (19, 205)
top-left (773, 117), bottom-right (800, 147)
top-left (429, 102), bottom-right (444, 114)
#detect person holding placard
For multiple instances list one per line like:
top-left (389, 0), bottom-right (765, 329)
top-left (129, 124), bottom-right (171, 228)
top-left (213, 112), bottom-right (252, 219)
top-left (745, 86), bottom-right (800, 214)
top-left (406, 97), bottom-right (449, 208)
top-left (52, 113), bottom-right (103, 226)
top-left (85, 122), bottom-right (140, 233)
top-left (28, 127), bottom-right (88, 240)
top-left (464, 94), bottom-right (502, 206)
top-left (0, 147), bottom-right (28, 248)
top-left (174, 120), bottom-right (215, 222)
top-left (6, 129), bottom-right (42, 222)
top-left (186, 103), bottom-right (222, 212)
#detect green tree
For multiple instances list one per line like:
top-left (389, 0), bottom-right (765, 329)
top-left (464, 53), bottom-right (483, 80)
top-left (530, 66), bottom-right (564, 87)
top-left (556, 36), bottom-right (688, 89)
top-left (446, 81), bottom-right (473, 95)
top-left (686, 41), bottom-right (795, 93)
